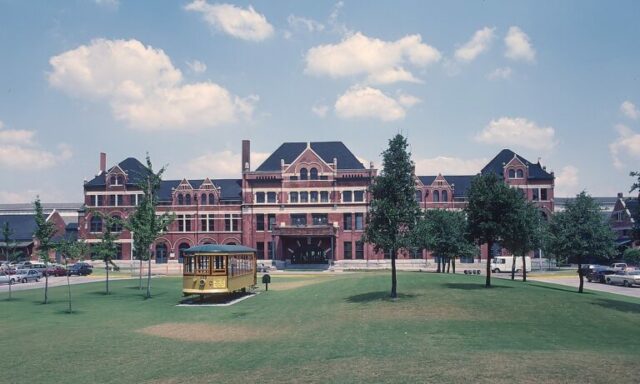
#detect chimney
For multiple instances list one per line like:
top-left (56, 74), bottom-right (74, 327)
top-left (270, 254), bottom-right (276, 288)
top-left (100, 152), bottom-right (106, 173)
top-left (241, 140), bottom-right (250, 172)
top-left (618, 192), bottom-right (623, 198)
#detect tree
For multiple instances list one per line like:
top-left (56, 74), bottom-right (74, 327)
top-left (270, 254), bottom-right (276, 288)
top-left (34, 198), bottom-right (57, 304)
top-left (57, 239), bottom-right (89, 313)
top-left (549, 191), bottom-right (615, 293)
top-left (414, 209), bottom-right (475, 274)
top-left (125, 154), bottom-right (174, 299)
top-left (363, 134), bottom-right (421, 299)
top-left (92, 213), bottom-right (121, 295)
top-left (465, 172), bottom-right (522, 288)
top-left (2, 222), bottom-right (20, 300)
top-left (623, 248), bottom-right (640, 265)
top-left (628, 171), bottom-right (640, 243)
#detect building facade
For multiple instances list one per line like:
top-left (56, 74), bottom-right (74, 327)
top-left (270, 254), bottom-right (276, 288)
top-left (79, 141), bottom-right (555, 266)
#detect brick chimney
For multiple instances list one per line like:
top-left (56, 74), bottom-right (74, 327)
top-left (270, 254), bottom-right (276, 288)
top-left (242, 140), bottom-right (250, 172)
top-left (100, 152), bottom-right (106, 173)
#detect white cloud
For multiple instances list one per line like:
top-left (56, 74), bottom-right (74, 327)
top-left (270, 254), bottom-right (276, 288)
top-left (554, 165), bottom-right (580, 197)
top-left (610, 124), bottom-right (640, 169)
top-left (287, 14), bottom-right (324, 33)
top-left (178, 150), bottom-right (270, 178)
top-left (334, 86), bottom-right (418, 121)
top-left (185, 1), bottom-right (274, 41)
top-left (48, 38), bottom-right (257, 131)
top-left (0, 121), bottom-right (72, 170)
top-left (505, 26), bottom-right (536, 62)
top-left (305, 32), bottom-right (441, 84)
top-left (454, 27), bottom-right (495, 62)
top-left (186, 59), bottom-right (207, 74)
top-left (487, 67), bottom-right (513, 80)
top-left (415, 156), bottom-right (488, 175)
top-left (620, 100), bottom-right (639, 120)
top-left (475, 117), bottom-right (556, 151)
top-left (396, 93), bottom-right (422, 107)
top-left (311, 104), bottom-right (329, 118)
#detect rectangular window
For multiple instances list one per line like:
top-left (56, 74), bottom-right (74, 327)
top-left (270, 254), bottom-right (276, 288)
top-left (185, 215), bottom-right (192, 232)
top-left (256, 192), bottom-right (265, 203)
top-left (541, 188), bottom-right (548, 201)
top-left (291, 214), bottom-right (306, 226)
top-left (355, 213), bottom-right (364, 230)
top-left (116, 195), bottom-right (124, 206)
top-left (343, 213), bottom-right (352, 230)
top-left (355, 241), bottom-right (364, 259)
top-left (312, 214), bottom-right (328, 225)
top-left (256, 242), bottom-right (265, 259)
top-left (115, 244), bottom-right (122, 260)
top-left (289, 192), bottom-right (299, 203)
top-left (256, 214), bottom-right (265, 231)
top-left (344, 242), bottom-right (352, 259)
top-left (300, 192), bottom-right (308, 203)
top-left (320, 191), bottom-right (329, 202)
top-left (97, 195), bottom-right (104, 207)
top-left (354, 191), bottom-right (364, 202)
top-left (225, 214), bottom-right (231, 231)
top-left (200, 214), bottom-right (207, 232)
top-left (208, 215), bottom-right (215, 232)
top-left (267, 241), bottom-right (274, 260)
top-left (178, 215), bottom-right (191, 232)
top-left (267, 192), bottom-right (277, 203)
top-left (532, 188), bottom-right (539, 201)
top-left (91, 195), bottom-right (97, 206)
top-left (310, 191), bottom-right (319, 203)
top-left (268, 214), bottom-right (276, 231)
top-left (342, 191), bottom-right (353, 202)
top-left (109, 194), bottom-right (116, 206)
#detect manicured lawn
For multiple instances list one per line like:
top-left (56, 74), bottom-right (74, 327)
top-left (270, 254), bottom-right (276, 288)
top-left (1, 272), bottom-right (639, 383)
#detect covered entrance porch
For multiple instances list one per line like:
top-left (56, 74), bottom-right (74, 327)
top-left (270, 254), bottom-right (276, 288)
top-left (272, 225), bottom-right (337, 265)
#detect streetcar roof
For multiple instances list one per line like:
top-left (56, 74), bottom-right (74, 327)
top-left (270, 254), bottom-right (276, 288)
top-left (182, 244), bottom-right (256, 254)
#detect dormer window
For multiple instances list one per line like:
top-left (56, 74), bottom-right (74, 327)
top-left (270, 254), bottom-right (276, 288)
top-left (508, 169), bottom-right (515, 178)
top-left (110, 175), bottom-right (124, 185)
top-left (442, 190), bottom-right (448, 202)
top-left (516, 169), bottom-right (524, 178)
top-left (177, 194), bottom-right (184, 205)
top-left (300, 168), bottom-right (308, 180)
top-left (433, 190), bottom-right (440, 202)
top-left (310, 168), bottom-right (318, 180)
top-left (185, 194), bottom-right (192, 205)
top-left (209, 193), bottom-right (215, 205)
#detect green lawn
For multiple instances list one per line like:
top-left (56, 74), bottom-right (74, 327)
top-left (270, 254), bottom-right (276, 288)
top-left (1, 272), bottom-right (639, 384)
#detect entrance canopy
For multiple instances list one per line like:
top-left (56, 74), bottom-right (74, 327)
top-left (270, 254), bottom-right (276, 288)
top-left (272, 225), bottom-right (337, 238)
top-left (184, 244), bottom-right (256, 254)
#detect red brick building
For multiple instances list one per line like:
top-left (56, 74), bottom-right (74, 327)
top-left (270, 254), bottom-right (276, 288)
top-left (79, 142), bottom-right (554, 267)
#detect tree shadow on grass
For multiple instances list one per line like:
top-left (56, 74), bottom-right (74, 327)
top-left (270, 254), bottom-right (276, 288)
top-left (527, 282), bottom-right (592, 295)
top-left (444, 283), bottom-right (513, 290)
top-left (55, 309), bottom-right (86, 315)
top-left (344, 291), bottom-right (417, 303)
top-left (591, 299), bottom-right (640, 314)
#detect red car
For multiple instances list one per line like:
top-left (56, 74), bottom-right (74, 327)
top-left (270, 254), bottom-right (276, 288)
top-left (44, 265), bottom-right (68, 277)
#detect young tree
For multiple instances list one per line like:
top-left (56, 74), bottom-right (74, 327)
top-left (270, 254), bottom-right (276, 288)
top-left (549, 192), bottom-right (615, 293)
top-left (92, 213), bottom-right (121, 295)
top-left (57, 239), bottom-right (89, 313)
top-left (363, 134), bottom-right (421, 299)
top-left (623, 248), bottom-right (640, 265)
top-left (414, 209), bottom-right (475, 274)
top-left (2, 222), bottom-right (20, 300)
top-left (125, 154), bottom-right (174, 299)
top-left (34, 198), bottom-right (57, 304)
top-left (465, 173), bottom-right (522, 288)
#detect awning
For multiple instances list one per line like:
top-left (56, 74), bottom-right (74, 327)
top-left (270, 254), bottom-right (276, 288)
top-left (272, 225), bottom-right (337, 237)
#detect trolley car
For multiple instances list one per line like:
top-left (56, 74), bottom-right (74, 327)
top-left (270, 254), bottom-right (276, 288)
top-left (182, 244), bottom-right (257, 296)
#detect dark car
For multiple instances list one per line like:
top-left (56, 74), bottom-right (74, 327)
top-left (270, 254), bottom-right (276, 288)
top-left (68, 263), bottom-right (93, 276)
top-left (587, 267), bottom-right (616, 283)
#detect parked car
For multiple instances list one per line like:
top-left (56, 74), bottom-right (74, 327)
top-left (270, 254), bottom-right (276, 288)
top-left (68, 263), bottom-right (93, 276)
top-left (0, 272), bottom-right (17, 284)
top-left (611, 263), bottom-right (628, 271)
top-left (586, 267), bottom-right (616, 283)
top-left (605, 270), bottom-right (640, 287)
top-left (13, 269), bottom-right (42, 283)
top-left (44, 264), bottom-right (67, 277)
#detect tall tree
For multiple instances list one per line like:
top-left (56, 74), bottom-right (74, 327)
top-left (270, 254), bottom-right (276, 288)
top-left (57, 239), bottom-right (89, 313)
top-left (414, 209), bottom-right (475, 274)
top-left (2, 222), bottom-right (19, 300)
top-left (465, 172), bottom-right (522, 288)
top-left (34, 198), bottom-right (57, 304)
top-left (628, 171), bottom-right (640, 242)
top-left (125, 154), bottom-right (174, 299)
top-left (363, 134), bottom-right (421, 299)
top-left (549, 191), bottom-right (615, 293)
top-left (92, 213), bottom-right (121, 295)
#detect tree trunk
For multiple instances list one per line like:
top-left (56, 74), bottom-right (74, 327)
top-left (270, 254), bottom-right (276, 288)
top-left (138, 257), bottom-right (143, 290)
top-left (105, 261), bottom-right (109, 295)
top-left (577, 262), bottom-right (584, 293)
top-left (390, 247), bottom-right (397, 299)
top-left (485, 240), bottom-right (492, 288)
top-left (452, 258), bottom-right (456, 274)
top-left (511, 255), bottom-right (516, 280)
top-left (446, 258), bottom-right (451, 273)
top-left (8, 276), bottom-right (12, 300)
top-left (436, 256), bottom-right (441, 273)
top-left (146, 254), bottom-right (152, 299)
top-left (44, 273), bottom-right (49, 304)
top-left (65, 259), bottom-right (72, 313)
top-left (522, 254), bottom-right (527, 282)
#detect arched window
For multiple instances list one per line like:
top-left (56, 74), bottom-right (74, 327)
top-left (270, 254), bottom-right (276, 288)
top-left (415, 190), bottom-right (422, 202)
top-left (310, 168), bottom-right (318, 180)
top-left (185, 194), bottom-right (192, 205)
top-left (300, 168), bottom-right (308, 180)
top-left (177, 194), bottom-right (184, 205)
top-left (508, 169), bottom-right (515, 178)
top-left (110, 215), bottom-right (122, 232)
top-left (90, 216), bottom-right (103, 233)
top-left (433, 190), bottom-right (440, 202)
top-left (110, 176), bottom-right (116, 185)
top-left (178, 242), bottom-right (190, 263)
top-left (208, 193), bottom-right (215, 205)
top-left (116, 175), bottom-right (124, 185)
top-left (442, 190), bottom-right (448, 202)
top-left (201, 193), bottom-right (206, 205)
top-left (226, 241), bottom-right (237, 245)
top-left (156, 243), bottom-right (168, 264)
top-left (516, 169), bottom-right (524, 178)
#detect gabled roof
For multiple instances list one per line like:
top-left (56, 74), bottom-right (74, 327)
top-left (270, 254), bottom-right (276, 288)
top-left (481, 149), bottom-right (554, 180)
top-left (255, 142), bottom-right (365, 172)
top-left (158, 179), bottom-right (242, 202)
top-left (0, 214), bottom-right (37, 241)
top-left (418, 175), bottom-right (475, 197)
top-left (85, 157), bottom-right (150, 187)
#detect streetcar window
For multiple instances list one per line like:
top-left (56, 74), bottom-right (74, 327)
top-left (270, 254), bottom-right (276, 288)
top-left (196, 256), bottom-right (209, 274)
top-left (184, 256), bottom-right (194, 275)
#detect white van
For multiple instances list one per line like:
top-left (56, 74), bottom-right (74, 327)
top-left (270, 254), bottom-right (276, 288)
top-left (491, 256), bottom-right (531, 273)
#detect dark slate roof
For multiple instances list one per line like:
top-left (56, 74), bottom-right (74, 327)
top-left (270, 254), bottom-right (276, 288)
top-left (85, 157), bottom-right (150, 187)
top-left (418, 175), bottom-right (475, 197)
top-left (255, 142), bottom-right (365, 172)
top-left (481, 149), bottom-right (554, 180)
top-left (0, 214), bottom-right (37, 241)
top-left (183, 244), bottom-right (255, 254)
top-left (158, 179), bottom-right (242, 202)
top-left (625, 198), bottom-right (639, 215)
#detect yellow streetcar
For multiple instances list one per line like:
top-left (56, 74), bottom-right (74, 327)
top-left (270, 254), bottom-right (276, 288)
top-left (182, 244), bottom-right (257, 297)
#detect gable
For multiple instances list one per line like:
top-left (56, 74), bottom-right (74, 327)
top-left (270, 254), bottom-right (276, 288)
top-left (255, 142), bottom-right (365, 172)
top-left (284, 147), bottom-right (334, 174)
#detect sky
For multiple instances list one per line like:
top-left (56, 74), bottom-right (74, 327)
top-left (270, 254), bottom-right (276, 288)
top-left (0, 0), bottom-right (639, 203)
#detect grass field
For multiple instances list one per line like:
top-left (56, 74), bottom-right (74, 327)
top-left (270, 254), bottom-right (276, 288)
top-left (1, 272), bottom-right (639, 384)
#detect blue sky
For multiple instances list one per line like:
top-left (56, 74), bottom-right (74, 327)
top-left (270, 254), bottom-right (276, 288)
top-left (1, 0), bottom-right (639, 202)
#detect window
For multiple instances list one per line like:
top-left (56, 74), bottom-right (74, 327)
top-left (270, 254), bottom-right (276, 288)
top-left (200, 214), bottom-right (215, 232)
top-left (109, 194), bottom-right (116, 206)
top-left (541, 188), bottom-right (548, 201)
top-left (532, 188), bottom-right (539, 201)
top-left (342, 191), bottom-right (353, 202)
top-left (256, 192), bottom-right (265, 203)
top-left (178, 243), bottom-right (190, 263)
top-left (156, 243), bottom-right (168, 264)
top-left (312, 214), bottom-right (328, 225)
top-left (177, 194), bottom-right (184, 205)
top-left (130, 194), bottom-right (137, 206)
top-left (310, 191), bottom-right (318, 202)
top-left (185, 194), bottom-right (192, 205)
top-left (433, 190), bottom-right (440, 202)
top-left (117, 194), bottom-right (124, 206)
top-left (268, 241), bottom-right (274, 260)
top-left (256, 242), bottom-right (265, 259)
top-left (268, 214), bottom-right (276, 230)
top-left (290, 192), bottom-right (299, 203)
top-left (355, 213), bottom-right (364, 230)
top-left (300, 192), bottom-right (309, 203)
top-left (508, 169), bottom-right (515, 178)
top-left (343, 213), bottom-right (352, 230)
top-left (344, 242), bottom-right (352, 259)
top-left (355, 241), bottom-right (364, 259)
top-left (178, 215), bottom-right (192, 232)
top-left (201, 193), bottom-right (207, 205)
top-left (115, 244), bottom-right (123, 260)
top-left (291, 214), bottom-right (306, 226)
top-left (516, 169), bottom-right (524, 178)
top-left (441, 190), bottom-right (448, 202)
top-left (110, 175), bottom-right (116, 185)
top-left (615, 211), bottom-right (624, 222)
top-left (354, 191), bottom-right (364, 202)
top-left (310, 168), bottom-right (318, 180)
top-left (320, 191), bottom-right (329, 202)
top-left (267, 192), bottom-right (277, 203)
top-left (111, 215), bottom-right (122, 232)
top-left (209, 193), bottom-right (215, 205)
top-left (225, 214), bottom-right (240, 232)
top-left (256, 214), bottom-right (265, 231)
top-left (415, 190), bottom-right (422, 202)
top-left (90, 216), bottom-right (103, 233)
top-left (97, 195), bottom-right (104, 207)
top-left (300, 168), bottom-right (308, 180)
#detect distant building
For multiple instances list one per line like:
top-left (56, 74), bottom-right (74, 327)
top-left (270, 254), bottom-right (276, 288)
top-left (0, 211), bottom-right (68, 262)
top-left (609, 193), bottom-right (639, 249)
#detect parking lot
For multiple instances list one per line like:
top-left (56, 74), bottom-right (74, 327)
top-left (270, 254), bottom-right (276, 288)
top-left (0, 274), bottom-right (132, 293)
top-left (506, 273), bottom-right (640, 298)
